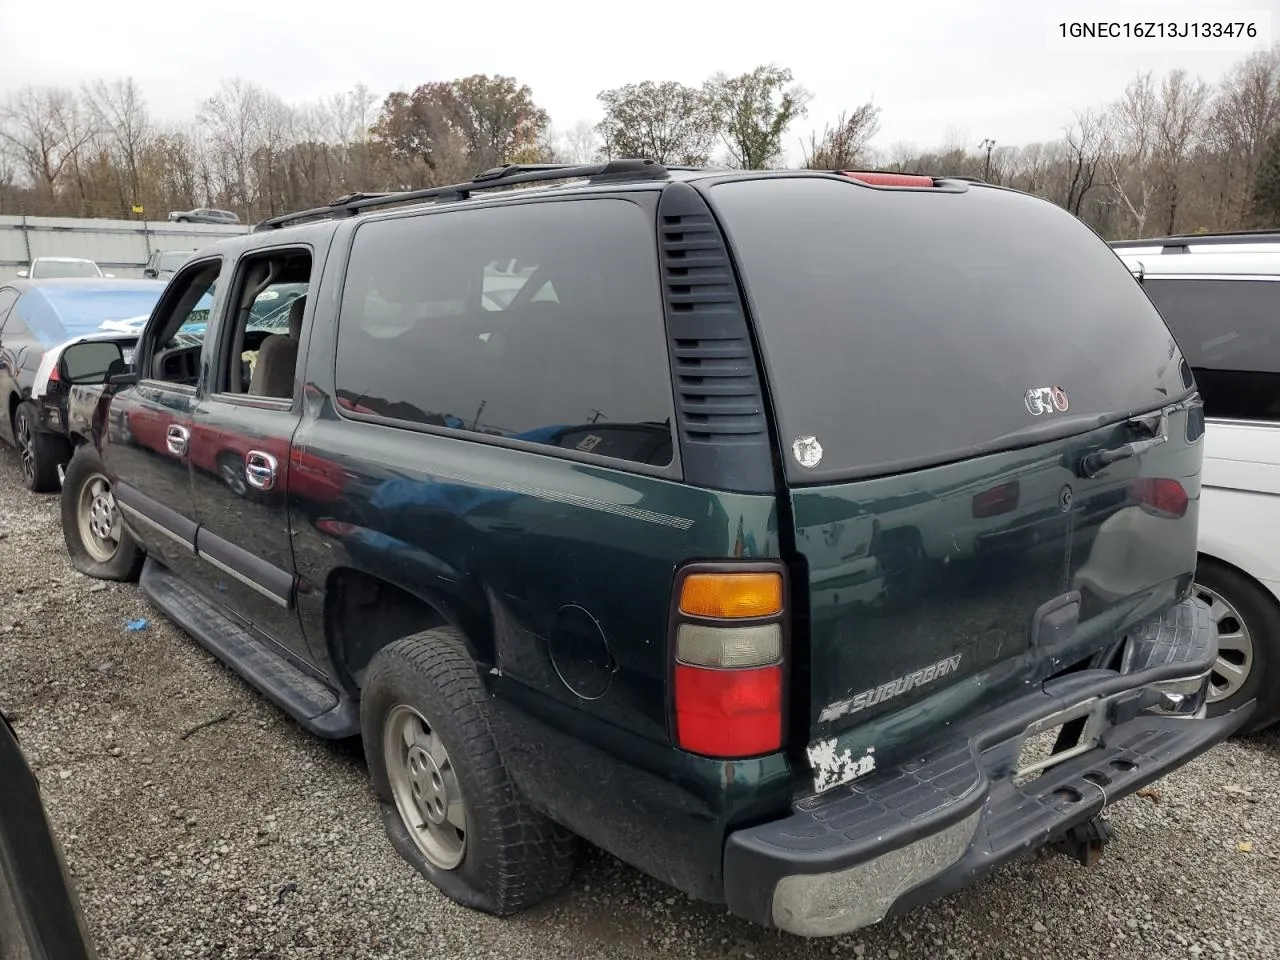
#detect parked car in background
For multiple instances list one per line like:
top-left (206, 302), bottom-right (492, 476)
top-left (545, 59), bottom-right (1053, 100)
top-left (0, 708), bottom-right (98, 960)
top-left (61, 160), bottom-right (1244, 938)
top-left (167, 208), bottom-right (240, 225)
top-left (0, 277), bottom-right (167, 491)
top-left (1114, 231), bottom-right (1280, 732)
top-left (17, 257), bottom-right (112, 279)
top-left (143, 249), bottom-right (195, 281)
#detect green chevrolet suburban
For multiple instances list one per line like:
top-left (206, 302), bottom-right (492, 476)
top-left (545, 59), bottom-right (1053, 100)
top-left (58, 160), bottom-right (1248, 937)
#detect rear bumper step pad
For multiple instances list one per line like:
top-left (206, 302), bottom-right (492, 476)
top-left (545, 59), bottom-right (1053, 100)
top-left (723, 598), bottom-right (1252, 937)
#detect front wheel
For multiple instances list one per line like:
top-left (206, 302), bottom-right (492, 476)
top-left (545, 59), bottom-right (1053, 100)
top-left (13, 401), bottom-right (68, 493)
top-left (361, 628), bottom-right (577, 915)
top-left (61, 445), bottom-right (144, 581)
top-left (1194, 559), bottom-right (1280, 732)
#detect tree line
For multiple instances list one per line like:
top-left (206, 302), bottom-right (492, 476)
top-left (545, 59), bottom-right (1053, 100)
top-left (3, 50), bottom-right (1280, 239)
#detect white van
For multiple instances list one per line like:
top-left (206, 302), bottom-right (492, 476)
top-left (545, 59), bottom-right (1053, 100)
top-left (1114, 233), bottom-right (1280, 732)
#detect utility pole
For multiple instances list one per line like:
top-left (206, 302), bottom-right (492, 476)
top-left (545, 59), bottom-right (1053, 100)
top-left (979, 138), bottom-right (996, 182)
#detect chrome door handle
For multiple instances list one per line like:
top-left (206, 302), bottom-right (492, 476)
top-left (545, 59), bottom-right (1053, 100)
top-left (166, 424), bottom-right (190, 457)
top-left (244, 450), bottom-right (279, 491)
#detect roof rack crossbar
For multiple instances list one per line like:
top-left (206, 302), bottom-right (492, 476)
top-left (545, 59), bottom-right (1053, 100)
top-left (254, 158), bottom-right (669, 231)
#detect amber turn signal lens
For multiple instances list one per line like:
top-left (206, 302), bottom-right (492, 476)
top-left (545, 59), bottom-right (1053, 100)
top-left (679, 572), bottom-right (783, 619)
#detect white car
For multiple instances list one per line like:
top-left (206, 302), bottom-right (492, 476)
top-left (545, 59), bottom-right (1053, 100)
top-left (18, 257), bottom-right (114, 279)
top-left (1114, 234), bottom-right (1280, 731)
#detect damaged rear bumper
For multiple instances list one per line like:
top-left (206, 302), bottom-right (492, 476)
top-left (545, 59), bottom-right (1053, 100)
top-left (722, 598), bottom-right (1253, 937)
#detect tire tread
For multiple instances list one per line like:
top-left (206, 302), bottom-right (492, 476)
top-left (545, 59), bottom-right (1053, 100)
top-left (362, 628), bottom-right (576, 915)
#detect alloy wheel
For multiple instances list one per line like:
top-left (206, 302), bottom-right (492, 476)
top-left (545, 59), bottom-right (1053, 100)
top-left (14, 411), bottom-right (35, 487)
top-left (1193, 582), bottom-right (1254, 704)
top-left (383, 704), bottom-right (467, 870)
top-left (77, 473), bottom-right (121, 563)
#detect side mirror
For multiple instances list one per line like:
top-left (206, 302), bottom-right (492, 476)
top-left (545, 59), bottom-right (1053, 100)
top-left (59, 341), bottom-right (127, 385)
top-left (16, 269), bottom-right (28, 278)
top-left (143, 268), bottom-right (157, 278)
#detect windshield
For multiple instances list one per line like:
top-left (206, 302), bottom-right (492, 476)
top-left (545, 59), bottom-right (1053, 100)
top-left (31, 259), bottom-right (100, 278)
top-left (711, 176), bottom-right (1189, 483)
top-left (158, 252), bottom-right (191, 272)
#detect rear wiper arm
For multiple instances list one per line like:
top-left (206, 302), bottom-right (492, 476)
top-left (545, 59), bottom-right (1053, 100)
top-left (1078, 411), bottom-right (1170, 478)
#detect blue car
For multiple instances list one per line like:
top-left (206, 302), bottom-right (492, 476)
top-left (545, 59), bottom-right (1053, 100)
top-left (0, 277), bottom-right (167, 491)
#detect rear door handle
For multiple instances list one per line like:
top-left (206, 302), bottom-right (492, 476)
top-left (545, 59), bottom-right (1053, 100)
top-left (245, 450), bottom-right (279, 491)
top-left (166, 424), bottom-right (190, 457)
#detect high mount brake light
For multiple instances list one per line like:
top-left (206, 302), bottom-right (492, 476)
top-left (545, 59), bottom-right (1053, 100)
top-left (671, 565), bottom-right (787, 759)
top-left (839, 171), bottom-right (935, 188)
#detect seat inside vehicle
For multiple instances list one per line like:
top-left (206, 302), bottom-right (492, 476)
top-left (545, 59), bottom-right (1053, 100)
top-left (219, 250), bottom-right (312, 399)
top-left (250, 295), bottom-right (306, 398)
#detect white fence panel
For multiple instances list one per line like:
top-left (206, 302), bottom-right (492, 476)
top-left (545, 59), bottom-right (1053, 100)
top-left (0, 215), bottom-right (251, 280)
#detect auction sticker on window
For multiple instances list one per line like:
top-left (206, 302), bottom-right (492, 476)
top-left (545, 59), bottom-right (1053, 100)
top-left (1045, 6), bottom-right (1271, 51)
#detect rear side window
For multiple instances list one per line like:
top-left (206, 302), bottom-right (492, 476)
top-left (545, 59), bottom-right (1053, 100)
top-left (1142, 277), bottom-right (1280, 422)
top-left (711, 177), bottom-right (1188, 482)
top-left (334, 198), bottom-right (675, 468)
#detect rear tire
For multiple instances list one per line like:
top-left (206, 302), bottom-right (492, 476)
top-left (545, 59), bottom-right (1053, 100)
top-left (14, 401), bottom-right (68, 493)
top-left (61, 445), bottom-right (144, 582)
top-left (361, 628), bottom-right (577, 915)
top-left (1194, 558), bottom-right (1280, 732)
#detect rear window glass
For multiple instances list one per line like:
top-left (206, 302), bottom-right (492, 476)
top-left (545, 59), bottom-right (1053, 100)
top-left (333, 199), bottom-right (676, 468)
top-left (711, 177), bottom-right (1188, 482)
top-left (1141, 277), bottom-right (1280, 421)
top-left (15, 284), bottom-right (166, 345)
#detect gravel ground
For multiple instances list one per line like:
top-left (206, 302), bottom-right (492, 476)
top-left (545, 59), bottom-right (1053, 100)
top-left (1, 448), bottom-right (1278, 960)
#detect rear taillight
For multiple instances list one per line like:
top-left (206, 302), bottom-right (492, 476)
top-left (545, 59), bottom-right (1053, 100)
top-left (839, 171), bottom-right (935, 188)
top-left (1131, 478), bottom-right (1189, 519)
top-left (971, 480), bottom-right (1020, 518)
top-left (671, 566), bottom-right (786, 758)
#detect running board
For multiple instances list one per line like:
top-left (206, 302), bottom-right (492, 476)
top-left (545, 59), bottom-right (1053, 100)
top-left (139, 558), bottom-right (359, 738)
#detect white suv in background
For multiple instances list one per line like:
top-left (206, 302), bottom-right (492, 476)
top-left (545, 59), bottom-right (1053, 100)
top-left (1114, 232), bottom-right (1280, 732)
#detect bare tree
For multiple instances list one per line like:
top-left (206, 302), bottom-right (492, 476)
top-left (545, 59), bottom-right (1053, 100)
top-left (1154, 69), bottom-right (1211, 233)
top-left (0, 86), bottom-right (96, 200)
top-left (883, 140), bottom-right (920, 172)
top-left (556, 119), bottom-right (601, 164)
top-left (801, 103), bottom-right (881, 169)
top-left (85, 78), bottom-right (152, 216)
top-left (199, 78), bottom-right (272, 210)
top-left (1210, 48), bottom-right (1280, 224)
top-left (1104, 72), bottom-right (1158, 237)
top-left (1062, 110), bottom-right (1105, 217)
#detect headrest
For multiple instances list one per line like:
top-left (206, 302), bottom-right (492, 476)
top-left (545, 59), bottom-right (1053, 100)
top-left (288, 295), bottom-right (306, 339)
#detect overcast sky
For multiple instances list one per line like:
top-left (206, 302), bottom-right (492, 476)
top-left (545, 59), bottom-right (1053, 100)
top-left (0, 0), bottom-right (1273, 156)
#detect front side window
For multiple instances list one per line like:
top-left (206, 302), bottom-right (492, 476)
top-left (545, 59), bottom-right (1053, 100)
top-left (144, 260), bottom-right (221, 387)
top-left (334, 198), bottom-right (674, 467)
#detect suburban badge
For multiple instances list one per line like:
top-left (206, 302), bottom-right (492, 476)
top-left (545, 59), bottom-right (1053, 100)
top-left (818, 653), bottom-right (964, 724)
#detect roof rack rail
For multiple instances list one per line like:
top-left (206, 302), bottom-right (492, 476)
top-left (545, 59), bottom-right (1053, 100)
top-left (1111, 229), bottom-right (1280, 251)
top-left (254, 158), bottom-right (670, 232)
